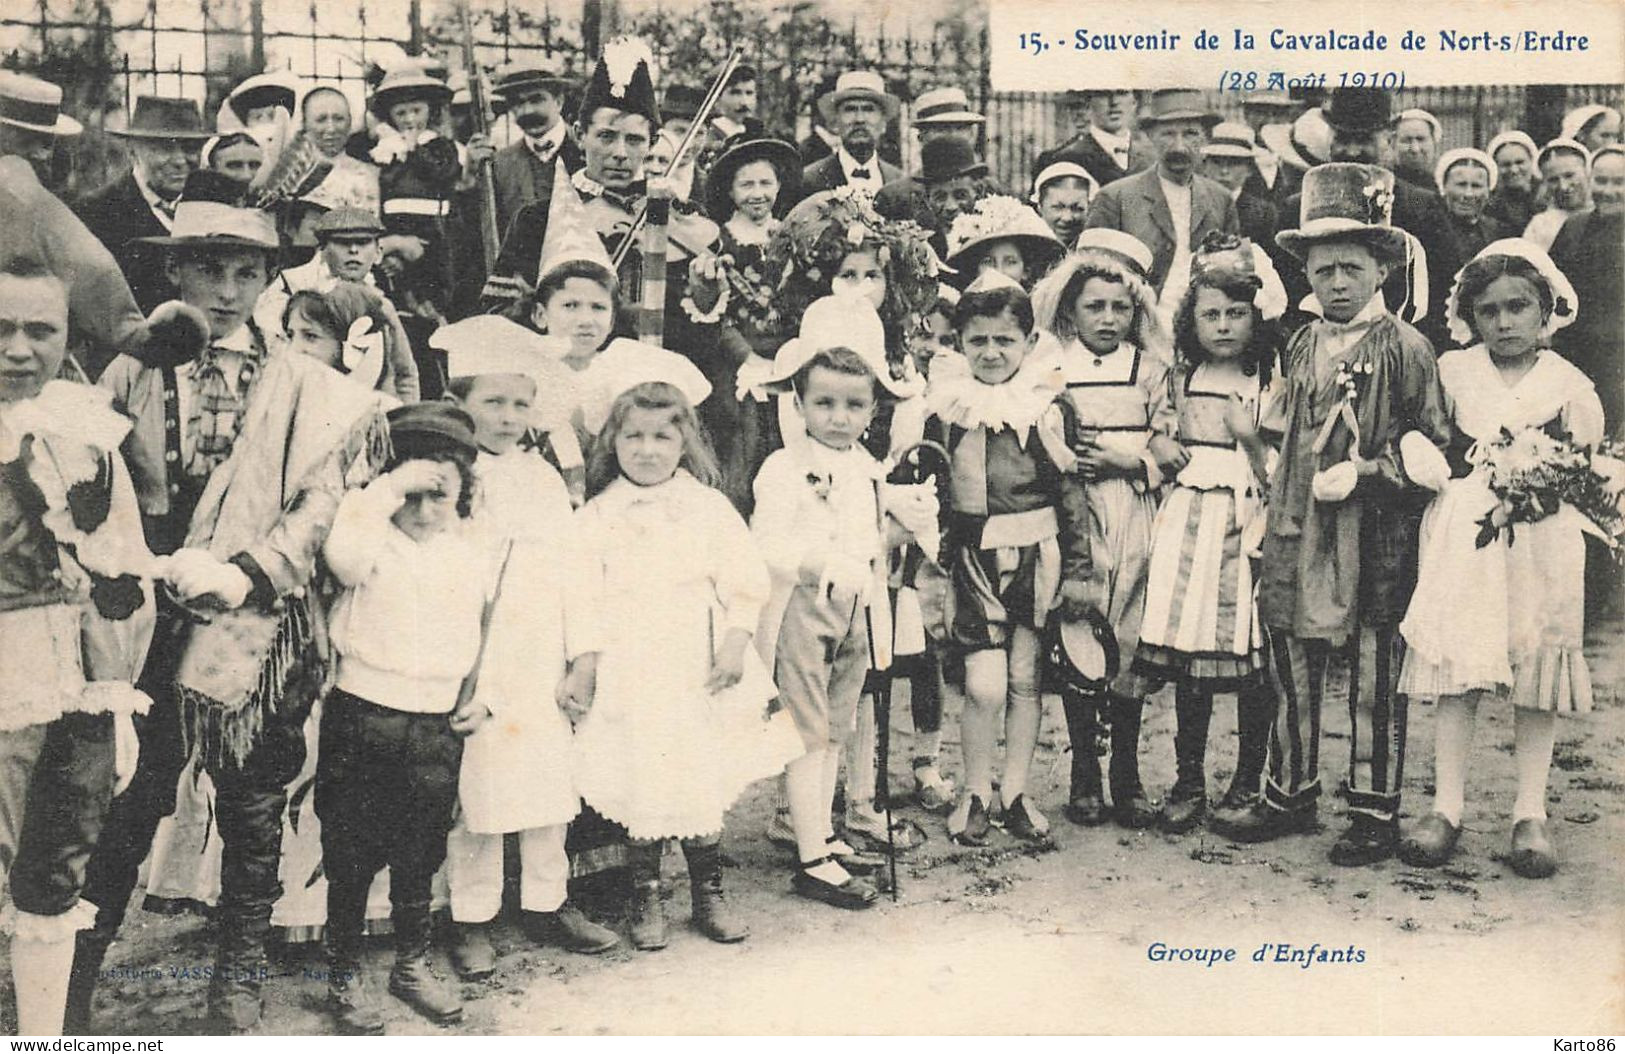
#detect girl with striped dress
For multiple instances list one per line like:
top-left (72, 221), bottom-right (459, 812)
top-left (1135, 235), bottom-right (1286, 834)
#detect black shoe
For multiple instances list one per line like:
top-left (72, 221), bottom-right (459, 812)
top-left (1063, 793), bottom-right (1109, 826)
top-left (389, 955), bottom-right (463, 1025)
top-left (1209, 800), bottom-right (1318, 843)
top-left (450, 923), bottom-right (496, 981)
top-left (1328, 816), bottom-right (1399, 867)
top-left (527, 902), bottom-right (621, 954)
top-left (790, 857), bottom-right (878, 910)
top-left (1159, 788), bottom-right (1208, 834)
top-left (948, 794), bottom-right (992, 846)
top-left (1112, 791), bottom-right (1160, 830)
top-left (1003, 794), bottom-right (1052, 843)
top-left (629, 879), bottom-right (668, 951)
top-left (1397, 812), bottom-right (1461, 868)
top-left (206, 928), bottom-right (267, 1034)
top-left (326, 964), bottom-right (385, 1036)
top-left (683, 840), bottom-right (749, 944)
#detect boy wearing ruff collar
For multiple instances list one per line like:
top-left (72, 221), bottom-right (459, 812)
top-left (750, 295), bottom-right (927, 910)
top-left (909, 270), bottom-right (1092, 844)
top-left (0, 257), bottom-right (155, 1036)
top-left (76, 172), bottom-right (390, 1032)
top-left (1214, 163), bottom-right (1452, 866)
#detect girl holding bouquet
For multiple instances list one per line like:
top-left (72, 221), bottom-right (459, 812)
top-left (1398, 239), bottom-right (1614, 878)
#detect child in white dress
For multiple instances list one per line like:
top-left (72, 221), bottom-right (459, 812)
top-left (1399, 240), bottom-right (1608, 879)
top-left (567, 350), bottom-right (801, 950)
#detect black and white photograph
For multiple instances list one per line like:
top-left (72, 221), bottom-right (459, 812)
top-left (0, 0), bottom-right (1620, 1038)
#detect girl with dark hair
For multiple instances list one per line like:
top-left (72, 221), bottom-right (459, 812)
top-left (1137, 235), bottom-right (1287, 834)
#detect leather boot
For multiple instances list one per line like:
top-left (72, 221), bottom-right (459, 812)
top-left (1108, 694), bottom-right (1158, 828)
top-left (206, 916), bottom-right (269, 1034)
top-left (682, 838), bottom-right (748, 944)
top-left (387, 902), bottom-right (462, 1025)
top-left (628, 841), bottom-right (668, 951)
top-left (325, 958), bottom-right (384, 1036)
top-left (63, 920), bottom-right (115, 1034)
top-left (1060, 686), bottom-right (1108, 825)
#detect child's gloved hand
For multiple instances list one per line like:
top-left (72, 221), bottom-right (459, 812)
top-left (113, 712), bottom-right (139, 796)
top-left (1057, 578), bottom-right (1104, 621)
top-left (1312, 460), bottom-right (1360, 503)
top-left (882, 482), bottom-right (939, 542)
top-left (162, 548), bottom-right (252, 608)
top-left (819, 554), bottom-right (872, 606)
top-left (1399, 431), bottom-right (1451, 491)
top-left (556, 655), bottom-right (599, 723)
top-left (705, 629), bottom-right (752, 694)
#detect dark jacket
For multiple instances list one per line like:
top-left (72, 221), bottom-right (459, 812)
top-left (74, 173), bottom-right (175, 315)
top-left (1034, 130), bottom-right (1153, 190)
top-left (796, 154), bottom-right (904, 205)
top-left (491, 135), bottom-right (584, 236)
top-left (1084, 167), bottom-right (1240, 294)
top-left (1550, 208), bottom-right (1625, 433)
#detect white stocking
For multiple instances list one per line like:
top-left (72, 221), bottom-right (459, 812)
top-left (1430, 692), bottom-right (1480, 825)
top-left (11, 923), bottom-right (78, 1036)
top-left (1512, 707), bottom-right (1557, 823)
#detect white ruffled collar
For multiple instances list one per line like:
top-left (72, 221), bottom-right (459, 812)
top-left (925, 357), bottom-right (1063, 434)
top-left (0, 380), bottom-right (131, 456)
top-left (595, 468), bottom-right (709, 515)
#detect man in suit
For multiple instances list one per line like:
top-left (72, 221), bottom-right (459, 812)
top-left (1035, 90), bottom-right (1153, 190)
top-left (874, 87), bottom-right (987, 223)
top-left (798, 71), bottom-right (903, 203)
top-left (1201, 122), bottom-right (1280, 252)
top-left (489, 64), bottom-right (583, 236)
top-left (1278, 88), bottom-right (1464, 349)
top-left (75, 96), bottom-right (210, 314)
top-left (1084, 89), bottom-right (1239, 316)
top-left (1240, 90), bottom-right (1304, 209)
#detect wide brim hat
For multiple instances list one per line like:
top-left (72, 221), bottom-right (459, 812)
top-left (704, 136), bottom-right (803, 222)
top-left (1275, 163), bottom-right (1407, 261)
top-left (226, 72), bottom-right (299, 124)
top-left (1045, 611), bottom-right (1120, 692)
top-left (136, 170), bottom-right (279, 250)
top-left (817, 71), bottom-right (902, 126)
top-left (760, 294), bottom-right (919, 400)
top-left (1259, 108), bottom-right (1330, 171)
top-left (1202, 121), bottom-right (1257, 159)
top-left (0, 71), bottom-right (81, 136)
top-left (369, 67), bottom-right (453, 120)
top-left (491, 64), bottom-right (574, 100)
top-left (431, 314), bottom-right (575, 425)
top-left (108, 95), bottom-right (211, 140)
top-left (912, 86), bottom-right (984, 126)
top-left (1137, 89), bottom-right (1222, 129)
top-left (1444, 237), bottom-right (1578, 346)
top-left (945, 195), bottom-right (1065, 278)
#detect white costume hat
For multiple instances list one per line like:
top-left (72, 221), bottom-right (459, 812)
top-left (761, 294), bottom-right (920, 399)
top-left (1444, 237), bottom-right (1578, 347)
top-left (577, 338), bottom-right (712, 436)
top-left (1434, 147), bottom-right (1498, 194)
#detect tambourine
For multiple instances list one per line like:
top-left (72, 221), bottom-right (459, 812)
top-left (1044, 608), bottom-right (1120, 693)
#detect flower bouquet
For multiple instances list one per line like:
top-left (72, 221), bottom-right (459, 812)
top-left (1472, 426), bottom-right (1625, 552)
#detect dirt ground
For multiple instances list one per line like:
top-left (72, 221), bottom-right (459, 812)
top-left (22, 612), bottom-right (1625, 1036)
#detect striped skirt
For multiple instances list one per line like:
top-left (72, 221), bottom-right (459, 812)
top-left (1136, 486), bottom-right (1265, 690)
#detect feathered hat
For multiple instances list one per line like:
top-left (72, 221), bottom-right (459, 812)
top-left (944, 195), bottom-right (1065, 286)
top-left (578, 36), bottom-right (659, 129)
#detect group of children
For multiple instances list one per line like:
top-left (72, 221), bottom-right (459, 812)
top-left (4, 138), bottom-right (1614, 1039)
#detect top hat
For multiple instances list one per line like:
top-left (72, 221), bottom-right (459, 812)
top-left (109, 96), bottom-right (211, 140)
top-left (578, 36), bottom-right (659, 129)
top-left (1274, 163), bottom-right (1407, 261)
top-left (661, 83), bottom-right (706, 123)
top-left (1202, 122), bottom-right (1257, 159)
top-left (912, 86), bottom-right (984, 126)
top-left (370, 65), bottom-right (453, 121)
top-left (918, 134), bottom-right (988, 184)
top-left (1138, 89), bottom-right (1222, 129)
top-left (704, 136), bottom-right (802, 222)
top-left (817, 71), bottom-right (901, 126)
top-left (1323, 87), bottom-right (1392, 135)
top-left (138, 170), bottom-right (279, 250)
top-left (0, 71), bottom-right (81, 137)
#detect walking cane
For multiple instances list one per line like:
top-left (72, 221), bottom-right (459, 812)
top-left (863, 619), bottom-right (899, 901)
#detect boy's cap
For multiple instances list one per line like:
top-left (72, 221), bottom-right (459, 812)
top-left (315, 207), bottom-right (386, 239)
top-left (761, 294), bottom-right (920, 399)
top-left (386, 401), bottom-right (478, 459)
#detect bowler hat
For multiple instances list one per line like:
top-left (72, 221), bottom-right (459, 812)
top-left (1324, 87), bottom-right (1391, 135)
top-left (109, 96), bottom-right (211, 140)
top-left (919, 134), bottom-right (988, 183)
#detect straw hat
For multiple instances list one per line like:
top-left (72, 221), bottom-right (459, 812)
top-left (0, 71), bottom-right (81, 136)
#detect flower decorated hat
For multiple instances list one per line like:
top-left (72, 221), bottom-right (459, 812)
top-left (1274, 162), bottom-right (1408, 262)
top-left (944, 194), bottom-right (1065, 281)
top-left (1189, 231), bottom-right (1288, 321)
top-left (1444, 237), bottom-right (1578, 347)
